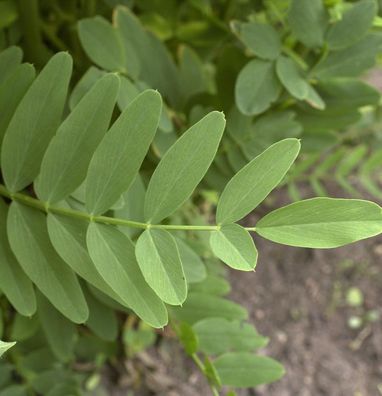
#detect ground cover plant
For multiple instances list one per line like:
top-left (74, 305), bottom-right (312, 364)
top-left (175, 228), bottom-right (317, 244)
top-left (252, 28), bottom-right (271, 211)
top-left (0, 0), bottom-right (382, 395)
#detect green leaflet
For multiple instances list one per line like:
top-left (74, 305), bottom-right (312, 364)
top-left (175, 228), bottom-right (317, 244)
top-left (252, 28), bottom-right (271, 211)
top-left (193, 318), bottom-right (268, 355)
top-left (78, 16), bottom-right (139, 76)
top-left (287, 0), bottom-right (327, 48)
top-left (178, 45), bottom-right (209, 103)
top-left (336, 145), bottom-right (367, 177)
top-left (69, 66), bottom-right (106, 110)
top-left (144, 111), bottom-right (225, 223)
top-left (46, 214), bottom-right (125, 305)
top-left (85, 289), bottom-right (118, 342)
top-left (326, 0), bottom-right (377, 50)
top-left (235, 60), bottom-right (281, 116)
top-left (135, 229), bottom-right (187, 305)
top-left (217, 139), bottom-right (300, 224)
top-left (190, 274), bottom-right (231, 296)
top-left (85, 89), bottom-right (162, 215)
top-left (210, 224), bottom-right (258, 271)
top-left (170, 292), bottom-right (248, 325)
top-left (0, 46), bottom-right (22, 85)
top-left (314, 34), bottom-right (382, 79)
top-left (214, 352), bottom-right (285, 387)
top-left (37, 292), bottom-right (77, 363)
top-left (0, 63), bottom-right (35, 159)
top-left (305, 85), bottom-right (326, 110)
top-left (0, 341), bottom-right (16, 358)
top-left (317, 79), bottom-right (380, 109)
top-left (35, 74), bottom-right (120, 203)
top-left (1, 52), bottom-right (72, 192)
top-left (11, 314), bottom-right (39, 341)
top-left (234, 21), bottom-right (281, 60)
top-left (86, 223), bottom-right (168, 328)
top-left (256, 198), bottom-right (382, 248)
top-left (114, 7), bottom-right (183, 108)
top-left (175, 238), bottom-right (207, 284)
top-left (276, 56), bottom-right (309, 100)
top-left (0, 199), bottom-right (36, 316)
top-left (7, 203), bottom-right (88, 323)
top-left (177, 322), bottom-right (198, 356)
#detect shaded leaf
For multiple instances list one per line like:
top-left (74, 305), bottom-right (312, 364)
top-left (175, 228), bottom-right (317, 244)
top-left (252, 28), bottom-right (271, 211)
top-left (85, 289), bottom-right (118, 342)
top-left (87, 223), bottom-right (168, 328)
top-left (0, 63), bottom-right (35, 159)
top-left (327, 0), bottom-right (377, 50)
top-left (175, 238), bottom-right (207, 284)
top-left (47, 214), bottom-right (124, 304)
top-left (214, 352), bottom-right (285, 387)
top-left (170, 292), bottom-right (247, 324)
top-left (35, 74), bottom-right (119, 203)
top-left (0, 198), bottom-right (36, 316)
top-left (7, 203), bottom-right (88, 323)
top-left (276, 56), bottom-right (309, 100)
top-left (314, 34), bottom-right (382, 78)
top-left (235, 60), bottom-right (281, 116)
top-left (288, 0), bottom-right (327, 48)
top-left (78, 16), bottom-right (135, 74)
top-left (234, 21), bottom-right (281, 60)
top-left (193, 318), bottom-right (268, 355)
top-left (1, 52), bottom-right (72, 192)
top-left (37, 292), bottom-right (77, 362)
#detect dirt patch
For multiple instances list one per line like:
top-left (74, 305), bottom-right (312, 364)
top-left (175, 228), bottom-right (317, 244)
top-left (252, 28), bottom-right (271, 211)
top-left (229, 234), bottom-right (382, 396)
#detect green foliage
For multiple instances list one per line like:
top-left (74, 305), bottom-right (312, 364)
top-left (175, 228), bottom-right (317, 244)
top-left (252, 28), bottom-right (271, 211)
top-left (0, 0), bottom-right (382, 394)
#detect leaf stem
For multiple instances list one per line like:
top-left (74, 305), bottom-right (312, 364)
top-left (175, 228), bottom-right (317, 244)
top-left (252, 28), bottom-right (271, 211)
top-left (0, 185), bottom-right (256, 232)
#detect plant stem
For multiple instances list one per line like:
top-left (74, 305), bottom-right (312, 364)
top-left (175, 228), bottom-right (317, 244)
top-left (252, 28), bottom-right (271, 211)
top-left (282, 46), bottom-right (308, 70)
top-left (0, 185), bottom-right (257, 232)
top-left (15, 0), bottom-right (49, 67)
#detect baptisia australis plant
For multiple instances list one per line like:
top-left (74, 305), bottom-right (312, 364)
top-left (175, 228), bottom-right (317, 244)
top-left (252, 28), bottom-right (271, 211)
top-left (0, 47), bottom-right (382, 395)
